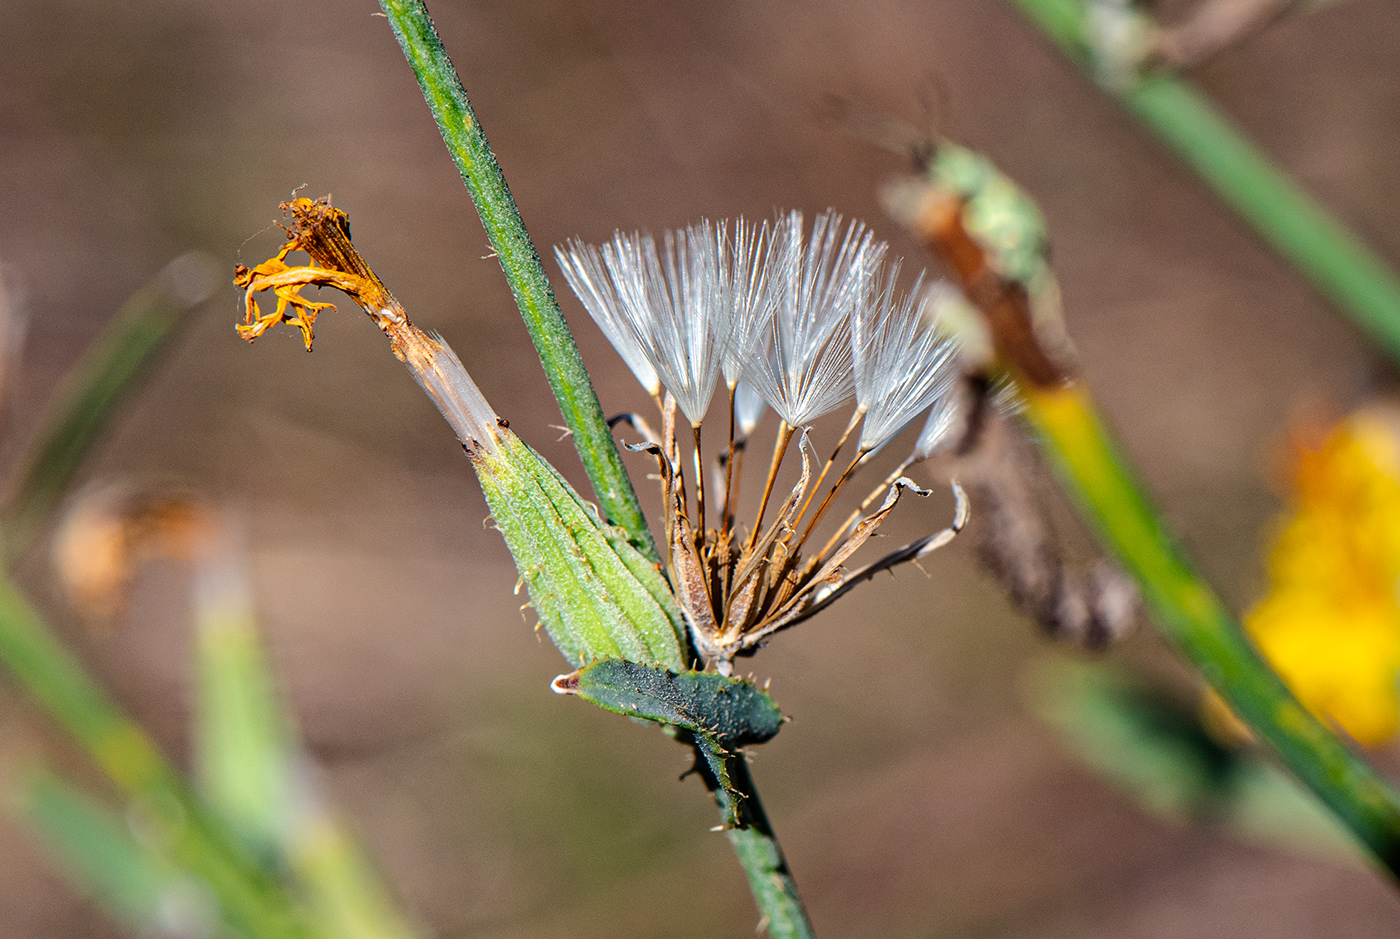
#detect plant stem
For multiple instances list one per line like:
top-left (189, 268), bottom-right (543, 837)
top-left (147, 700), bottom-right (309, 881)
top-left (378, 6), bottom-right (817, 928)
top-left (0, 578), bottom-right (311, 937)
top-left (1021, 382), bottom-right (1400, 874)
top-left (1008, 0), bottom-right (1400, 366)
top-left (715, 759), bottom-right (815, 939)
top-left (378, 0), bottom-right (657, 561)
top-left (1, 253), bottom-right (215, 566)
top-left (0, 257), bottom-right (313, 934)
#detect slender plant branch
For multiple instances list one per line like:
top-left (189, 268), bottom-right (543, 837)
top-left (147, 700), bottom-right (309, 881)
top-left (378, 0), bottom-right (657, 561)
top-left (0, 578), bottom-right (313, 937)
top-left (1002, 0), bottom-right (1400, 870)
top-left (1008, 0), bottom-right (1400, 366)
top-left (1, 253), bottom-right (215, 566)
top-left (0, 257), bottom-right (316, 935)
top-left (377, 2), bottom-right (816, 930)
top-left (1020, 382), bottom-right (1400, 874)
top-left (720, 759), bottom-right (815, 939)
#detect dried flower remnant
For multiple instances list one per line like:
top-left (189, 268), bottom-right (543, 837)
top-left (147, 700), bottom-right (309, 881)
top-left (866, 119), bottom-right (1140, 647)
top-left (236, 198), bottom-right (687, 672)
top-left (559, 209), bottom-right (968, 672)
top-left (878, 132), bottom-right (1076, 389)
top-left (941, 381), bottom-right (1138, 648)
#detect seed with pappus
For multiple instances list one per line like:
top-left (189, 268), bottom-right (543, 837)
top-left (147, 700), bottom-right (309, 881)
top-left (557, 209), bottom-right (968, 671)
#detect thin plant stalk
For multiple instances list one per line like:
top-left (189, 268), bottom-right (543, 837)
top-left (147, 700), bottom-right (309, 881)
top-left (723, 386), bottom-right (739, 531)
top-left (377, 1), bottom-right (817, 930)
top-left (692, 423), bottom-right (707, 535)
top-left (796, 451), bottom-right (865, 551)
top-left (1, 253), bottom-right (215, 566)
top-left (1021, 382), bottom-right (1400, 874)
top-left (721, 758), bottom-right (815, 939)
top-left (378, 0), bottom-right (656, 561)
top-left (816, 458), bottom-right (913, 563)
top-left (794, 408), bottom-right (863, 533)
top-left (1008, 0), bottom-right (1400, 366)
top-left (0, 579), bottom-right (312, 937)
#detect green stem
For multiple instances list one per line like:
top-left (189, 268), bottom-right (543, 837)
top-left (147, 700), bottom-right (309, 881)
top-left (1008, 0), bottom-right (1400, 366)
top-left (2, 253), bottom-right (214, 566)
top-left (0, 578), bottom-right (311, 938)
top-left (713, 757), bottom-right (815, 939)
top-left (377, 4), bottom-right (813, 929)
top-left (1023, 383), bottom-right (1400, 874)
top-left (378, 0), bottom-right (657, 561)
top-left (0, 257), bottom-right (312, 934)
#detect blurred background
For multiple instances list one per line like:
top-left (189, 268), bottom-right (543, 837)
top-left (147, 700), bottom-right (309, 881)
top-left (3, 0), bottom-right (1400, 935)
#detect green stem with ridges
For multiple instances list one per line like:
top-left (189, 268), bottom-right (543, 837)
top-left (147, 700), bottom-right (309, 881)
top-left (1022, 383), bottom-right (1400, 874)
top-left (1008, 0), bottom-right (1400, 365)
top-left (378, 0), bottom-right (656, 561)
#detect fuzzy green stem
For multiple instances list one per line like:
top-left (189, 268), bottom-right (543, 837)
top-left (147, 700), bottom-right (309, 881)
top-left (0, 578), bottom-right (311, 937)
top-left (1008, 0), bottom-right (1400, 366)
top-left (1022, 383), bottom-right (1400, 874)
top-left (378, 0), bottom-right (656, 561)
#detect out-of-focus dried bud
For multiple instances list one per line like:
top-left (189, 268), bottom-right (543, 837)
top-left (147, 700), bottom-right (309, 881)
top-left (52, 484), bottom-right (216, 622)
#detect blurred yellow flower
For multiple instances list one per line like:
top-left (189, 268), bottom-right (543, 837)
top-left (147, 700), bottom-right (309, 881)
top-left (1246, 408), bottom-right (1400, 746)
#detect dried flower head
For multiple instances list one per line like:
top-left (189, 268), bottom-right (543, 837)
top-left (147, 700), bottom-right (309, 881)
top-left (559, 210), bottom-right (967, 671)
top-left (53, 483), bottom-right (217, 621)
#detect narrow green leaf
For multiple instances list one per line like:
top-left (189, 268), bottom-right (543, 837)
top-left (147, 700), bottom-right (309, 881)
top-left (1, 253), bottom-right (218, 565)
top-left (1228, 760), bottom-right (1361, 865)
top-left (193, 550), bottom-right (422, 939)
top-left (194, 555), bottom-right (292, 861)
top-left (1030, 658), bottom-right (1362, 864)
top-left (16, 769), bottom-right (217, 936)
top-left (1028, 658), bottom-right (1237, 820)
top-left (0, 578), bottom-right (312, 938)
top-left (286, 813), bottom-right (420, 939)
top-left (557, 658), bottom-right (784, 829)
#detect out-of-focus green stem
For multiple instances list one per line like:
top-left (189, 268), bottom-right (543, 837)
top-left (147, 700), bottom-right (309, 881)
top-left (0, 257), bottom-right (312, 934)
top-left (1022, 382), bottom-right (1400, 874)
top-left (0, 578), bottom-right (310, 938)
top-left (378, 0), bottom-right (657, 562)
top-left (1008, 0), bottom-right (1400, 366)
top-left (194, 543), bottom-right (419, 939)
top-left (1, 253), bottom-right (216, 566)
